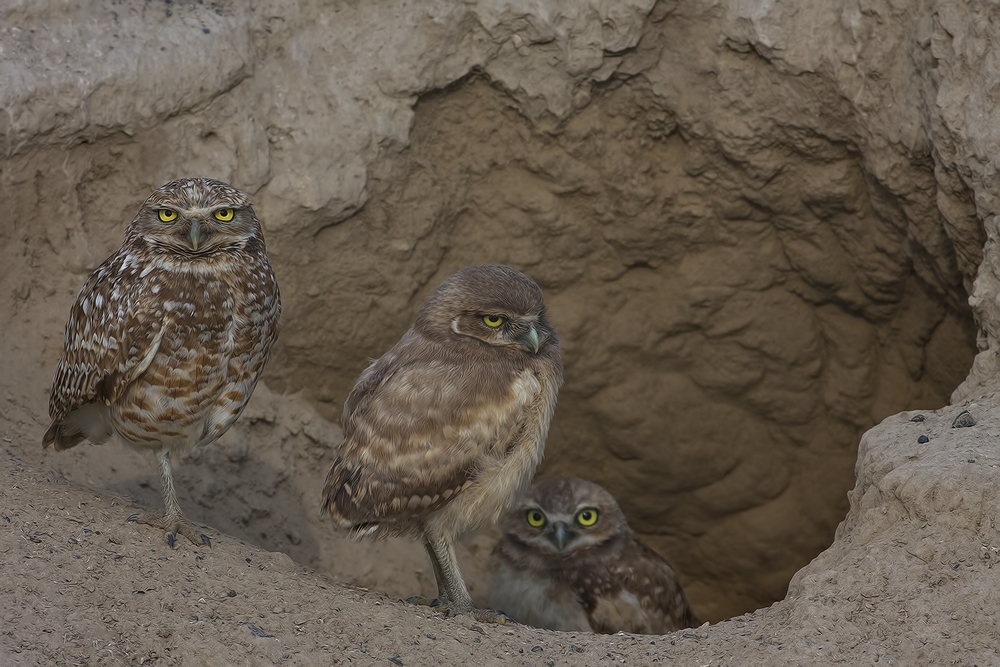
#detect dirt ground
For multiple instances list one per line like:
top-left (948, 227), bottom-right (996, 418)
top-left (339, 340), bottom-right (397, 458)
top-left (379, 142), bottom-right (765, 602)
top-left (0, 413), bottom-right (736, 667)
top-left (4, 381), bottom-right (1000, 666)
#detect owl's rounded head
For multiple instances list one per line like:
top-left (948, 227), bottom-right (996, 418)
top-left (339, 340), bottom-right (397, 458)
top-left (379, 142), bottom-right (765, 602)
top-left (126, 177), bottom-right (263, 257)
top-left (502, 477), bottom-right (630, 558)
top-left (416, 264), bottom-right (558, 355)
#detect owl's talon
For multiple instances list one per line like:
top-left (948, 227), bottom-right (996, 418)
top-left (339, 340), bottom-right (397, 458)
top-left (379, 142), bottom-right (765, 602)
top-left (405, 595), bottom-right (433, 607)
top-left (130, 511), bottom-right (211, 548)
top-left (126, 513), bottom-right (141, 523)
top-left (471, 608), bottom-right (510, 625)
top-left (405, 594), bottom-right (501, 622)
top-left (406, 595), bottom-right (453, 612)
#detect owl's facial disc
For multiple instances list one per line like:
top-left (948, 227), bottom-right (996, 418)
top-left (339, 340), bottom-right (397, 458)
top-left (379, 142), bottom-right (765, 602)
top-left (144, 204), bottom-right (253, 255)
top-left (526, 505), bottom-right (608, 554)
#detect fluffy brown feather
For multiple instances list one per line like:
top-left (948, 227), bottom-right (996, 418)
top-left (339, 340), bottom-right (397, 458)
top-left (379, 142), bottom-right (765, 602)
top-left (490, 477), bottom-right (699, 634)
top-left (43, 177), bottom-right (281, 546)
top-left (322, 264), bottom-right (563, 617)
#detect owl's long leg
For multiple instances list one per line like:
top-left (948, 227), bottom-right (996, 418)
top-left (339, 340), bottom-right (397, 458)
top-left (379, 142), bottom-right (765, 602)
top-left (407, 525), bottom-right (508, 624)
top-left (128, 449), bottom-right (212, 548)
top-left (157, 449), bottom-right (183, 521)
top-left (424, 529), bottom-right (472, 613)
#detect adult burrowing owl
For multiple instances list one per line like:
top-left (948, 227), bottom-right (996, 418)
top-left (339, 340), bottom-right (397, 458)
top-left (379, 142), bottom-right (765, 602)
top-left (44, 178), bottom-right (281, 548)
top-left (490, 477), bottom-right (699, 634)
top-left (322, 264), bottom-right (563, 622)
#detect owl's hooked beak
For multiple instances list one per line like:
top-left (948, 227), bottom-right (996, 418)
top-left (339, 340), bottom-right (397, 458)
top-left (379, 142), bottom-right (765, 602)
top-left (188, 219), bottom-right (208, 251)
top-left (549, 521), bottom-right (570, 551)
top-left (521, 324), bottom-right (541, 354)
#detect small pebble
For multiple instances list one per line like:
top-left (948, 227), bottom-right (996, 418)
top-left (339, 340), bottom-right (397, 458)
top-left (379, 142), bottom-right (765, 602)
top-left (968, 459), bottom-right (976, 463)
top-left (951, 410), bottom-right (976, 428)
top-left (531, 645), bottom-right (543, 652)
top-left (246, 622), bottom-right (273, 638)
top-left (917, 435), bottom-right (929, 443)
top-left (425, 633), bottom-right (436, 640)
top-left (909, 414), bottom-right (926, 422)
top-left (203, 27), bottom-right (211, 34)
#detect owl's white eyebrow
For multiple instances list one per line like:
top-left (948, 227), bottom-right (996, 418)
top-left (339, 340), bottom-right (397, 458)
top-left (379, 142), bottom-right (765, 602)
top-left (169, 206), bottom-right (229, 217)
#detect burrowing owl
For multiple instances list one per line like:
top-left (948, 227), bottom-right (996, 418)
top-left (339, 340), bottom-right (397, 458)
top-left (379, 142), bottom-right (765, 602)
top-left (490, 477), bottom-right (699, 634)
top-left (322, 264), bottom-right (563, 622)
top-left (44, 177), bottom-right (281, 548)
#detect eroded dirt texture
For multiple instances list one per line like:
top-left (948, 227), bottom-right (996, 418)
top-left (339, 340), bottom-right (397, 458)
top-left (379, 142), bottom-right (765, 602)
top-left (3, 0), bottom-right (1000, 664)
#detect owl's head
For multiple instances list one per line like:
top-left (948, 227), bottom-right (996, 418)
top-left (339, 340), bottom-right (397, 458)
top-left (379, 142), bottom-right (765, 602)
top-left (502, 477), bottom-right (630, 558)
top-left (416, 264), bottom-right (558, 355)
top-left (126, 178), bottom-right (264, 257)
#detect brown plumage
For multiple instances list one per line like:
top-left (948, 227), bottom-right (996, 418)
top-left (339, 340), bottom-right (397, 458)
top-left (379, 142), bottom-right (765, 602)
top-left (322, 264), bottom-right (563, 621)
top-left (44, 177), bottom-right (281, 547)
top-left (490, 477), bottom-right (699, 634)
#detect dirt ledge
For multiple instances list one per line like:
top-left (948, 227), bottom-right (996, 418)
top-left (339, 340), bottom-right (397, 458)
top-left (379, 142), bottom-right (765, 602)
top-left (3, 389), bottom-right (999, 665)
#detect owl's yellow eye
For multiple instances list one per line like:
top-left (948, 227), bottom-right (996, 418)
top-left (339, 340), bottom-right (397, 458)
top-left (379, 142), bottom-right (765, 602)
top-left (213, 208), bottom-right (234, 221)
top-left (526, 509), bottom-right (546, 527)
top-left (576, 508), bottom-right (598, 526)
top-left (157, 209), bottom-right (178, 222)
top-left (483, 314), bottom-right (505, 328)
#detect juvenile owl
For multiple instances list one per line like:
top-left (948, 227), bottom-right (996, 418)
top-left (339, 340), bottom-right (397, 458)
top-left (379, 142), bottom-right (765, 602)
top-left (322, 264), bottom-right (563, 622)
top-left (490, 477), bottom-right (699, 634)
top-left (44, 177), bottom-right (281, 548)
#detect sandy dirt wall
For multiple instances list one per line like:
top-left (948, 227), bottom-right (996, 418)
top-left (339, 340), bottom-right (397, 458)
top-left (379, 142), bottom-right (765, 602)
top-left (3, 0), bottom-right (1000, 662)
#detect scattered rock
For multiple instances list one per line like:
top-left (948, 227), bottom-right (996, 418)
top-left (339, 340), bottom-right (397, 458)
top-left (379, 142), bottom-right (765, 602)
top-left (952, 411), bottom-right (976, 428)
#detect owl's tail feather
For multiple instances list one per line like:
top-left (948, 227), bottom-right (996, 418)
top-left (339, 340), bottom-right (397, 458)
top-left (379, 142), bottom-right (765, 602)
top-left (42, 421), bottom-right (85, 451)
top-left (43, 402), bottom-right (114, 451)
top-left (320, 457), bottom-right (358, 526)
